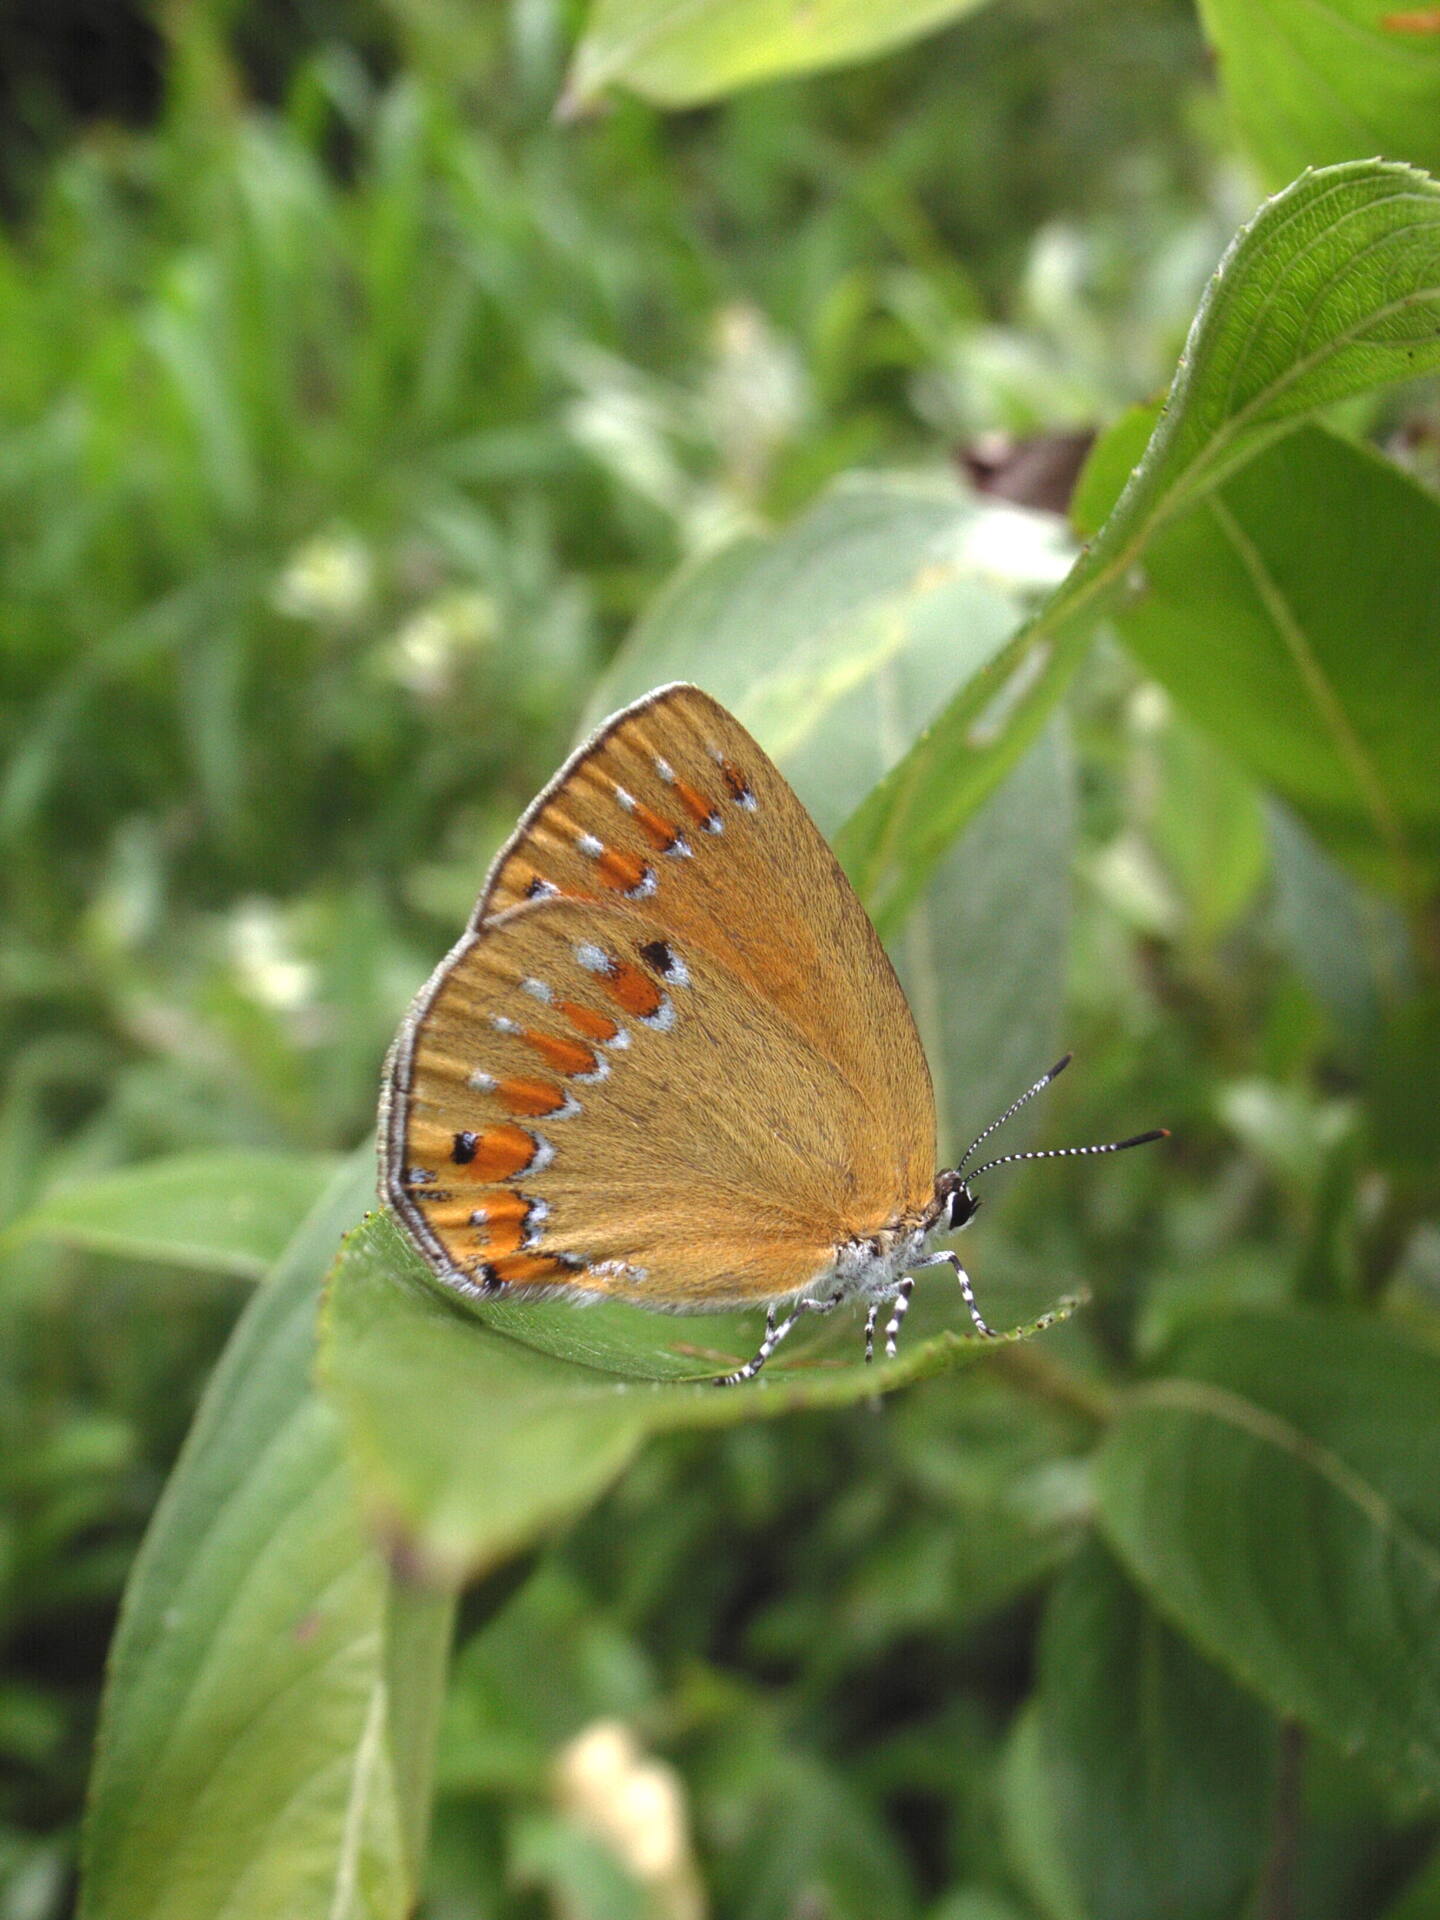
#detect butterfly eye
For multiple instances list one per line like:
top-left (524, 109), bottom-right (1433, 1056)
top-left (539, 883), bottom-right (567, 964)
top-left (947, 1187), bottom-right (980, 1232)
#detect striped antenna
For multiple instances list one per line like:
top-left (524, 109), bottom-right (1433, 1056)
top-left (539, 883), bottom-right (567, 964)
top-left (954, 1053), bottom-right (1073, 1177)
top-left (968, 1128), bottom-right (1169, 1183)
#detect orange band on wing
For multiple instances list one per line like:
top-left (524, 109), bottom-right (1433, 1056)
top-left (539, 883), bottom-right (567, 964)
top-left (673, 778), bottom-right (719, 825)
top-left (715, 756), bottom-right (751, 800)
top-left (450, 1124), bottom-right (541, 1180)
top-left (468, 1192), bottom-right (532, 1254)
top-left (490, 1251), bottom-right (584, 1286)
top-left (627, 799), bottom-right (685, 851)
top-left (596, 848), bottom-right (653, 894)
top-left (492, 1075), bottom-right (568, 1117)
top-left (558, 1000), bottom-right (621, 1044)
top-left (598, 962), bottom-right (665, 1020)
top-left (520, 1030), bottom-right (600, 1077)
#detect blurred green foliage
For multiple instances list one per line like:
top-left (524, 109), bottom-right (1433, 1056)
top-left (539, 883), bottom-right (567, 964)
top-left (4, 2), bottom-right (1440, 1918)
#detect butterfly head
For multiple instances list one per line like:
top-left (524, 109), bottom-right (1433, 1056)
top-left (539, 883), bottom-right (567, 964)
top-left (933, 1172), bottom-right (982, 1235)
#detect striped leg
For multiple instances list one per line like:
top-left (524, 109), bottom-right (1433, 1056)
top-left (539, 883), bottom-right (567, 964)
top-left (882, 1276), bottom-right (914, 1358)
top-left (864, 1302), bottom-right (881, 1364)
top-left (713, 1292), bottom-right (844, 1387)
top-left (916, 1249), bottom-right (995, 1337)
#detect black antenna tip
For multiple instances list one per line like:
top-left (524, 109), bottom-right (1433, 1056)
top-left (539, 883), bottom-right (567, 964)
top-left (1047, 1051), bottom-right (1074, 1081)
top-left (1119, 1128), bottom-right (1169, 1150)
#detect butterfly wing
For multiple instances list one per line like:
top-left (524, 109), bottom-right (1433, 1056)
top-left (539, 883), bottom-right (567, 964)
top-left (381, 683), bottom-right (936, 1309)
top-left (382, 895), bottom-right (933, 1307)
top-left (479, 683), bottom-right (934, 1169)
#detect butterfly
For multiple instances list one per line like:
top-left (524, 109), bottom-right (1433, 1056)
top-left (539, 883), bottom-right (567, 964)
top-left (379, 684), bottom-right (1165, 1384)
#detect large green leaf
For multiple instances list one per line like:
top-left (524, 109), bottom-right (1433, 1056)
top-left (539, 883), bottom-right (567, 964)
top-left (839, 161), bottom-right (1440, 933)
top-left (564, 0), bottom-right (995, 111)
top-left (1036, 1538), bottom-right (1276, 1920)
top-left (1267, 802), bottom-right (1416, 1053)
top-left (587, 474), bottom-right (1073, 1156)
top-left (319, 1212), bottom-right (1077, 1585)
top-left (1112, 424), bottom-right (1440, 898)
top-left (3, 1150), bottom-right (341, 1279)
top-left (1000, 1705), bottom-right (1084, 1920)
top-left (893, 724), bottom-right (1069, 1165)
top-left (80, 1155), bottom-right (446, 1920)
top-left (583, 474), bottom-right (1056, 786)
top-left (1197, 0), bottom-right (1440, 186)
top-left (1094, 1309), bottom-right (1440, 1809)
top-left (697, 1734), bottom-right (916, 1920)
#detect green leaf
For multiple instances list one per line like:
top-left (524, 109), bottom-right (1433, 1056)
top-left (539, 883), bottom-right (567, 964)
top-left (564, 0), bottom-right (996, 111)
top-left (1368, 990), bottom-right (1440, 1178)
top-left (80, 1155), bottom-right (446, 1920)
top-left (999, 1705), bottom-right (1084, 1920)
top-left (3, 1150), bottom-right (342, 1279)
top-left (508, 1813), bottom-right (650, 1920)
top-left (929, 1894), bottom-right (1033, 1920)
top-left (1146, 712), bottom-right (1267, 947)
top-left (585, 474), bottom-right (1049, 797)
top-left (821, 1377), bottom-right (1091, 1649)
top-left (698, 1736), bottom-right (915, 1920)
top-left (893, 722), bottom-right (1071, 1171)
top-left (1197, 0), bottom-right (1440, 187)
top-left (1094, 1308), bottom-right (1440, 1810)
top-left (1384, 1841), bottom-right (1440, 1920)
top-left (1267, 803), bottom-right (1416, 1053)
top-left (1112, 424), bottom-right (1440, 899)
top-left (318, 1212), bottom-right (1078, 1586)
top-left (839, 160), bottom-right (1440, 933)
top-left (1037, 1538), bottom-right (1276, 1920)
top-left (588, 473), bottom-right (1074, 1159)
top-left (1069, 402), bottom-right (1160, 542)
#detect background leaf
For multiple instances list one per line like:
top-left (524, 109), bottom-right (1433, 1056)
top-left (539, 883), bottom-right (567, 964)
top-left (3, 1151), bottom-right (341, 1279)
top-left (999, 1705), bottom-right (1085, 1920)
top-left (1197, 0), bottom-right (1440, 185)
top-left (319, 1212), bottom-right (1075, 1586)
top-left (840, 160), bottom-right (1440, 931)
top-left (565, 0), bottom-right (996, 111)
top-left (1094, 1309), bottom-right (1440, 1809)
top-left (1111, 423), bottom-right (1440, 900)
top-left (80, 1156), bottom-right (440, 1920)
top-left (1267, 802), bottom-right (1416, 1054)
top-left (1036, 1538), bottom-right (1276, 1920)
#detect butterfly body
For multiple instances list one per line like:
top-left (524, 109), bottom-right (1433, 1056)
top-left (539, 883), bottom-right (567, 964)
top-left (380, 683), bottom-right (1164, 1380)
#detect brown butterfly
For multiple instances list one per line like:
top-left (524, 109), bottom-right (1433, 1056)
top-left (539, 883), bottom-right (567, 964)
top-left (380, 684), bottom-right (1164, 1383)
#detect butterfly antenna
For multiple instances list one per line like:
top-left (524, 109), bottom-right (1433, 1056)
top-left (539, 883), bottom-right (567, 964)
top-left (954, 1053), bottom-right (1075, 1177)
top-left (967, 1128), bottom-right (1169, 1183)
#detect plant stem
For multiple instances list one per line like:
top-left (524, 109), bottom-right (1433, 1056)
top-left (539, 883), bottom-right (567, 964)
top-left (1256, 1719), bottom-right (1305, 1920)
top-left (983, 1341), bottom-right (1116, 1427)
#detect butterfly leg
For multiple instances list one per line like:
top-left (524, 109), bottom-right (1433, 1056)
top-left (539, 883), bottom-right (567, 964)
top-left (712, 1292), bottom-right (844, 1387)
top-left (916, 1249), bottom-right (995, 1337)
top-left (882, 1276), bottom-right (914, 1358)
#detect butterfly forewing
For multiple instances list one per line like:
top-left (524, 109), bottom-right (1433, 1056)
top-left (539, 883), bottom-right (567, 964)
top-left (382, 684), bottom-right (937, 1311)
top-left (482, 688), bottom-right (930, 1136)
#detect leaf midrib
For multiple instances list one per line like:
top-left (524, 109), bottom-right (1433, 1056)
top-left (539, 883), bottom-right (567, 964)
top-left (1130, 1375), bottom-right (1440, 1587)
top-left (1204, 491), bottom-right (1416, 894)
